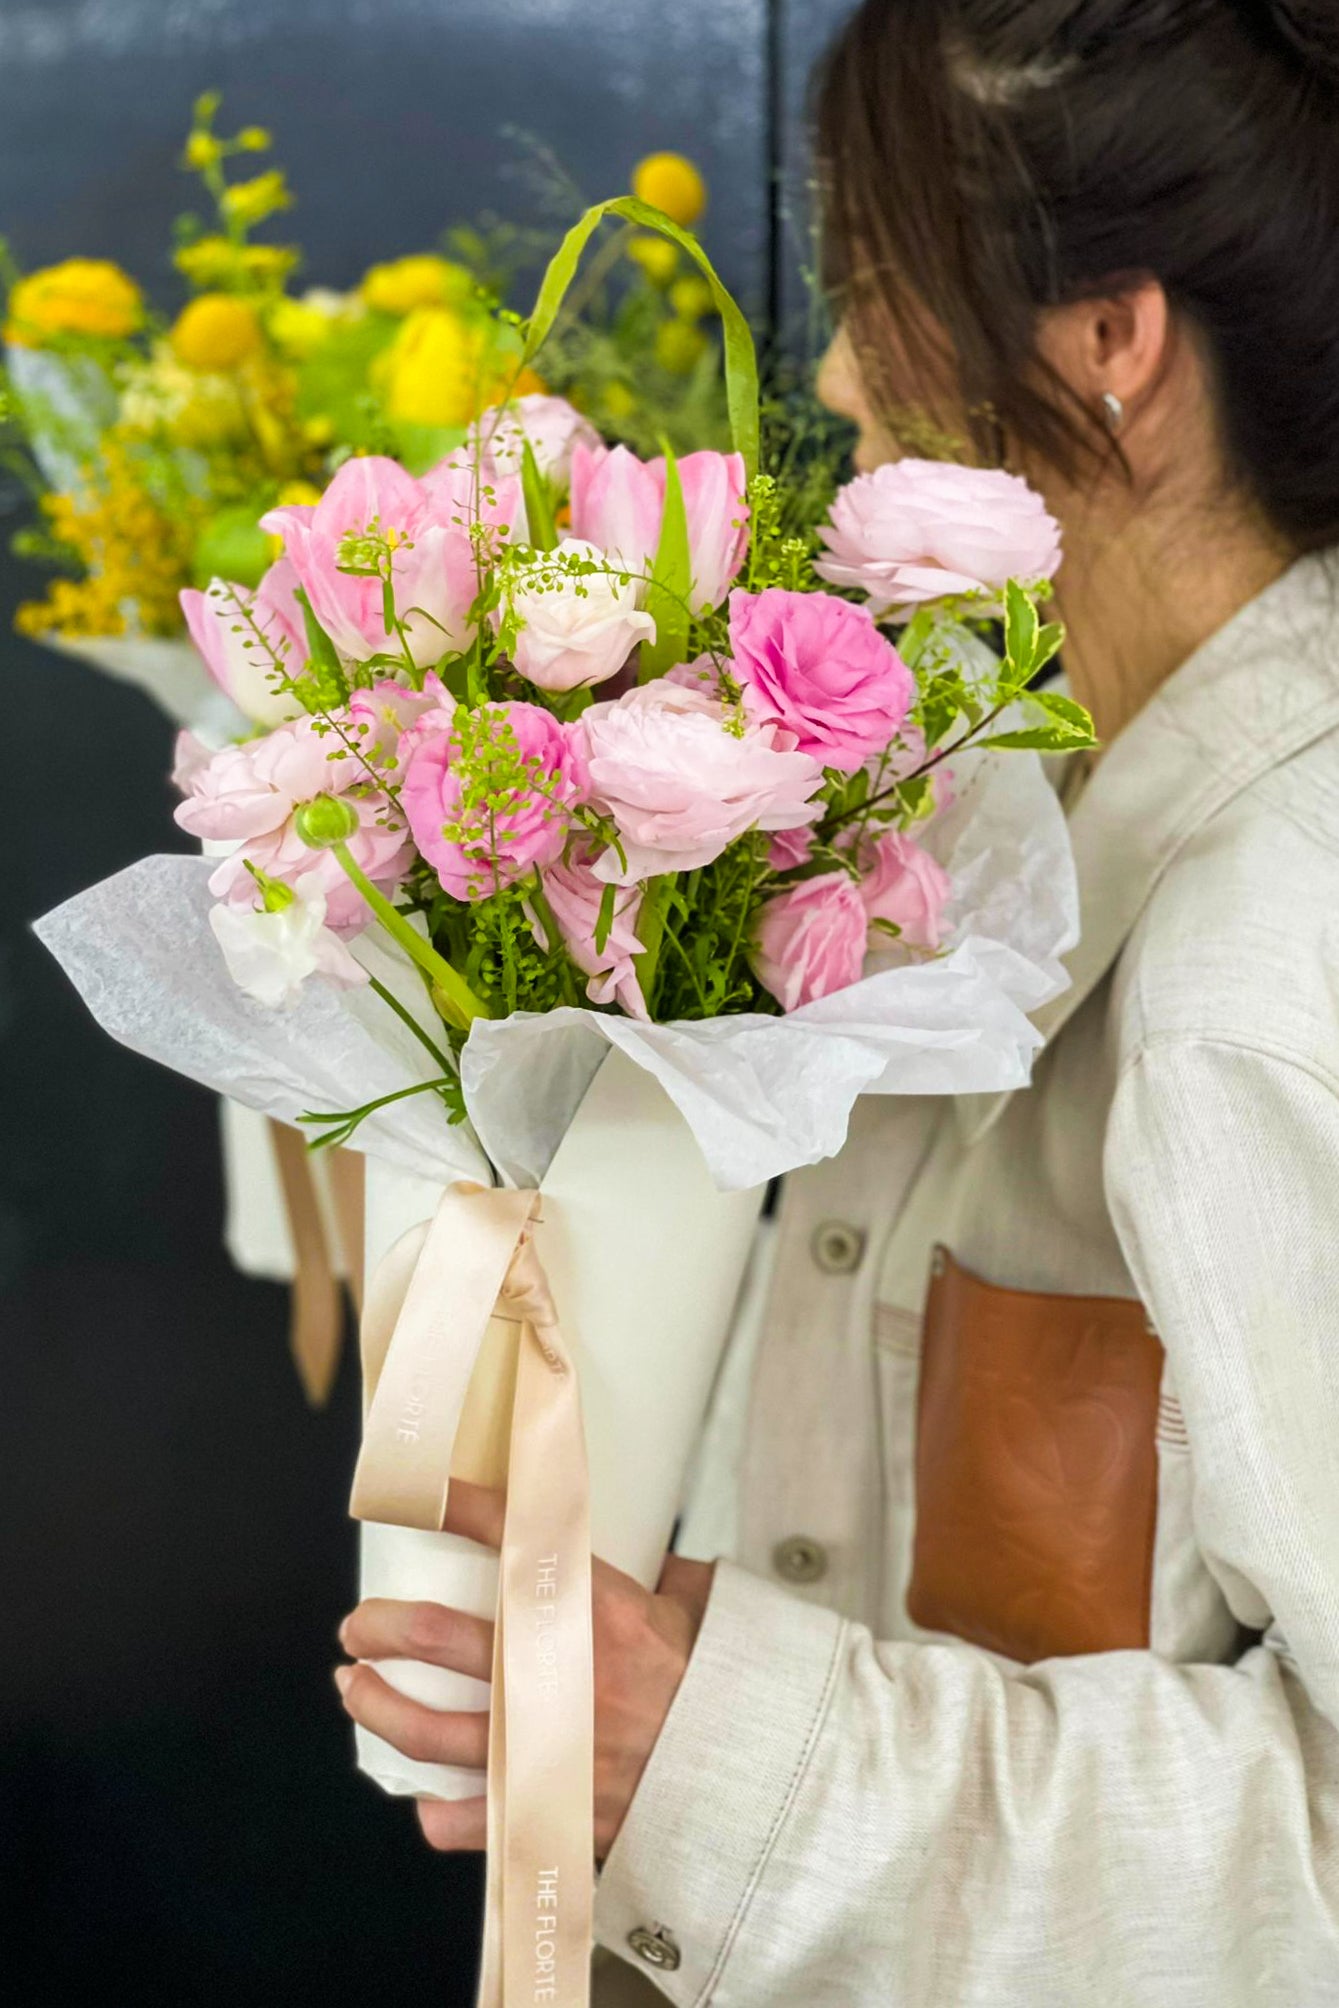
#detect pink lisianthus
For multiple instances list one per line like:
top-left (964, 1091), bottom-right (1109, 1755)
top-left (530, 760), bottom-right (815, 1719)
top-left (346, 673), bottom-right (449, 770)
top-left (857, 829), bottom-right (953, 951)
top-left (181, 559), bottom-right (308, 727)
top-left (261, 454), bottom-right (522, 670)
top-left (814, 459), bottom-right (1062, 618)
top-left (174, 713), bottom-right (412, 931)
top-left (529, 843), bottom-right (648, 1018)
top-left (577, 678), bottom-right (824, 883)
top-left (750, 872), bottom-right (869, 1012)
top-left (728, 587), bottom-right (915, 773)
top-left (569, 442), bottom-right (749, 615)
top-left (462, 393), bottom-right (600, 492)
top-left (400, 700), bottom-right (586, 902)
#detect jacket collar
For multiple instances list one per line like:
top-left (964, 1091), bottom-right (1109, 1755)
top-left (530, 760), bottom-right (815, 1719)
top-left (958, 548), bottom-right (1339, 1145)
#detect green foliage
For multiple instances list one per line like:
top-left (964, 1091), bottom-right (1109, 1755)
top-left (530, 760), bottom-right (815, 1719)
top-left (650, 833), bottom-right (777, 1022)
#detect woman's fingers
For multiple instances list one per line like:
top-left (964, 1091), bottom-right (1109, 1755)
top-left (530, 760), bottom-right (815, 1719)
top-left (340, 1597), bottom-right (494, 1680)
top-left (416, 1795), bottom-right (488, 1852)
top-left (334, 1663), bottom-right (489, 1768)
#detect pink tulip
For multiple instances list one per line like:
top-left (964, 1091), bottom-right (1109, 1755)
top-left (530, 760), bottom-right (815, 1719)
top-left (570, 441), bottom-right (749, 614)
top-left (750, 872), bottom-right (869, 1012)
top-left (181, 559), bottom-right (308, 727)
top-left (261, 454), bottom-right (523, 670)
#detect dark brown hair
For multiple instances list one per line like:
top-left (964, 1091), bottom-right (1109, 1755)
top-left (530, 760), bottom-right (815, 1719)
top-left (816, 0), bottom-right (1339, 549)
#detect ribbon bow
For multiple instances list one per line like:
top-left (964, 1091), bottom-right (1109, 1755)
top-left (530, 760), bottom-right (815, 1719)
top-left (352, 1182), bottom-right (594, 2008)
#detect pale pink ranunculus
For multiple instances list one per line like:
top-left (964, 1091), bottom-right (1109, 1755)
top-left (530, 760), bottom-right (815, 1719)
top-left (261, 454), bottom-right (522, 670)
top-left (750, 872), bottom-right (869, 1012)
top-left (578, 678), bottom-right (824, 883)
top-left (181, 558), bottom-right (309, 727)
top-left (569, 441), bottom-right (749, 614)
top-left (857, 829), bottom-right (953, 950)
top-left (400, 699), bottom-right (585, 902)
top-left (174, 712), bottom-right (413, 931)
top-left (530, 842), bottom-right (648, 1018)
top-left (506, 537), bottom-right (656, 692)
top-left (462, 393), bottom-right (600, 493)
top-left (815, 459), bottom-right (1062, 617)
top-left (729, 587), bottom-right (915, 773)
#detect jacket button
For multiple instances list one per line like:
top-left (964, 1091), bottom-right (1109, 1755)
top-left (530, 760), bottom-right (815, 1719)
top-left (628, 1925), bottom-right (681, 1971)
top-left (772, 1534), bottom-right (829, 1584)
top-left (811, 1220), bottom-right (865, 1273)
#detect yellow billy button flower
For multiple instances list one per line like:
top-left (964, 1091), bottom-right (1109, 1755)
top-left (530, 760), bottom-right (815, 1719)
top-left (382, 306), bottom-right (484, 427)
top-left (631, 151), bottom-right (707, 228)
top-left (626, 234), bottom-right (680, 288)
top-left (171, 293), bottom-right (264, 372)
top-left (5, 258), bottom-right (143, 345)
top-left (267, 295), bottom-right (335, 358)
top-left (669, 273), bottom-right (714, 322)
top-left (656, 316), bottom-right (709, 376)
top-left (220, 170), bottom-right (292, 231)
top-left (361, 253), bottom-right (474, 318)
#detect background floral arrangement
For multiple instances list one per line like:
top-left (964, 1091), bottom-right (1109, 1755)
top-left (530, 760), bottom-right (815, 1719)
top-left (1, 96), bottom-right (735, 648)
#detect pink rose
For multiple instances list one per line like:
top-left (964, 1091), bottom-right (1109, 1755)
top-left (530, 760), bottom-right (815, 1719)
top-left (750, 873), bottom-right (869, 1012)
top-left (857, 830), bottom-right (953, 950)
top-left (578, 678), bottom-right (824, 883)
top-left (815, 459), bottom-right (1062, 617)
top-left (181, 559), bottom-right (309, 728)
top-left (462, 393), bottom-right (600, 492)
top-left (262, 454), bottom-right (523, 669)
top-left (570, 442), bottom-right (749, 614)
top-left (174, 713), bottom-right (412, 931)
top-left (530, 843), bottom-right (648, 1018)
top-left (401, 700), bottom-right (585, 902)
top-left (728, 587), bottom-right (915, 773)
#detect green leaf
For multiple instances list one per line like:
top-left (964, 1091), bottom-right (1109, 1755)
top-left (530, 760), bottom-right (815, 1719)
top-left (979, 725), bottom-right (1090, 751)
top-left (1030, 688), bottom-right (1096, 737)
top-left (520, 438), bottom-right (558, 552)
top-left (521, 195), bottom-right (760, 478)
top-left (981, 687), bottom-right (1097, 754)
top-left (640, 442), bottom-right (691, 679)
top-left (1003, 579), bottom-right (1040, 687)
top-left (594, 881), bottom-right (617, 956)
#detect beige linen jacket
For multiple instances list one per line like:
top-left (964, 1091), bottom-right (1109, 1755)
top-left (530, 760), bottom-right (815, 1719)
top-left (593, 550), bottom-right (1339, 2004)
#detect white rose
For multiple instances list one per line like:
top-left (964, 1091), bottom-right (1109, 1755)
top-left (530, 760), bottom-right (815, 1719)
top-left (506, 537), bottom-right (656, 693)
top-left (209, 875), bottom-right (368, 1008)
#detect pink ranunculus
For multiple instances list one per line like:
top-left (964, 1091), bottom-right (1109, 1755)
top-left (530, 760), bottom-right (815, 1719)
top-left (578, 677), bottom-right (824, 883)
top-left (856, 829), bottom-right (953, 951)
top-left (174, 712), bottom-right (413, 931)
top-left (767, 825), bottom-right (816, 872)
top-left (506, 537), bottom-right (656, 692)
top-left (814, 459), bottom-right (1063, 617)
top-left (181, 558), bottom-right (309, 727)
top-left (462, 393), bottom-right (601, 493)
top-left (570, 441), bottom-right (749, 615)
top-left (729, 587), bottom-right (915, 774)
top-left (401, 700), bottom-right (585, 902)
top-left (750, 872), bottom-right (869, 1012)
top-left (261, 454), bottom-right (520, 671)
top-left (530, 843), bottom-right (648, 1018)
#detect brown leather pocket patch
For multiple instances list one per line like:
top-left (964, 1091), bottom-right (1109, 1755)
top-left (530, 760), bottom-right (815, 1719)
top-left (906, 1247), bottom-right (1164, 1662)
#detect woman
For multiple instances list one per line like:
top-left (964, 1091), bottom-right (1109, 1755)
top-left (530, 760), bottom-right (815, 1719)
top-left (334, 1), bottom-right (1339, 1999)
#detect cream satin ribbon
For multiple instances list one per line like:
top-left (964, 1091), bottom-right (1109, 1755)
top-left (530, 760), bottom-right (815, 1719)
top-left (352, 1182), bottom-right (594, 2008)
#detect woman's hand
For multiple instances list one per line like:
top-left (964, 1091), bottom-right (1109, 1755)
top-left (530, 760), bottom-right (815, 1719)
top-left (335, 1479), bottom-right (714, 1857)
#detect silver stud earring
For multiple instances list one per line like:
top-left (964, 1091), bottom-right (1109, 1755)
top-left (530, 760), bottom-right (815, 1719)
top-left (1100, 389), bottom-right (1125, 432)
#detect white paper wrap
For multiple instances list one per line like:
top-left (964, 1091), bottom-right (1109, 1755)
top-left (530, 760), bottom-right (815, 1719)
top-left (34, 741), bottom-right (1078, 1803)
top-left (357, 1046), bottom-right (766, 1799)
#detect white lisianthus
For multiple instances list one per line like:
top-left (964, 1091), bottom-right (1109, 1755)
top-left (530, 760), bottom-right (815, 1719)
top-left (208, 874), bottom-right (368, 1008)
top-left (505, 537), bottom-right (656, 693)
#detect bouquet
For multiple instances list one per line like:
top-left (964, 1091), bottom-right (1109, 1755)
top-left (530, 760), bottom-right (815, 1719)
top-left (37, 198), bottom-right (1090, 2005)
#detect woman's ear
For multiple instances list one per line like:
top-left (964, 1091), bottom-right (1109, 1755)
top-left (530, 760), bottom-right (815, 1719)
top-left (1039, 280), bottom-right (1171, 418)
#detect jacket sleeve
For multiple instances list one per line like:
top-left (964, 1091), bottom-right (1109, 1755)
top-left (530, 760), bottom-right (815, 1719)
top-left (593, 1040), bottom-right (1339, 2006)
